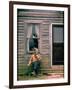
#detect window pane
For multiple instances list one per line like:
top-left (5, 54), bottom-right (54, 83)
top-left (53, 25), bottom-right (64, 43)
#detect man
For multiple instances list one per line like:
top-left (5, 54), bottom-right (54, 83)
top-left (25, 48), bottom-right (41, 76)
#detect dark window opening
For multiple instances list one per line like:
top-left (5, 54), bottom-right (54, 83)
top-left (29, 36), bottom-right (38, 51)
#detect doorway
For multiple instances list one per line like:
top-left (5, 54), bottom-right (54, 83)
top-left (52, 24), bottom-right (64, 65)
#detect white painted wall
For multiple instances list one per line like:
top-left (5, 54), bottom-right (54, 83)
top-left (0, 0), bottom-right (72, 90)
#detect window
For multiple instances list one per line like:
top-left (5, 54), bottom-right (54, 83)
top-left (27, 24), bottom-right (39, 53)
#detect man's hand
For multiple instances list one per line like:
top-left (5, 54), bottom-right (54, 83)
top-left (27, 64), bottom-right (30, 66)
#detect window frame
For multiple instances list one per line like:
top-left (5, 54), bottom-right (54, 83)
top-left (26, 23), bottom-right (40, 54)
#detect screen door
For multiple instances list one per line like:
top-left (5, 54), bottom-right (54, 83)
top-left (52, 25), bottom-right (64, 65)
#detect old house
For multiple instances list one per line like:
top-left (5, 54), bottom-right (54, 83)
top-left (17, 9), bottom-right (64, 76)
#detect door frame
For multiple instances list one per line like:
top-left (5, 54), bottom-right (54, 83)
top-left (50, 23), bottom-right (64, 66)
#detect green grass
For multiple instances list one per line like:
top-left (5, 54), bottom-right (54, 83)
top-left (18, 74), bottom-right (48, 80)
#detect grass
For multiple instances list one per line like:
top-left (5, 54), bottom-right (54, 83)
top-left (18, 74), bottom-right (48, 80)
top-left (17, 56), bottom-right (64, 80)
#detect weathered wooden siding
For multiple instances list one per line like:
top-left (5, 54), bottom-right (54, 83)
top-left (17, 9), bottom-right (64, 76)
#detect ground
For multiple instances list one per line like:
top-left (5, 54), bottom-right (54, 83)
top-left (18, 73), bottom-right (64, 80)
top-left (18, 56), bottom-right (64, 80)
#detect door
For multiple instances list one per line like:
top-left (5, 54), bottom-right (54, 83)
top-left (52, 24), bottom-right (64, 65)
